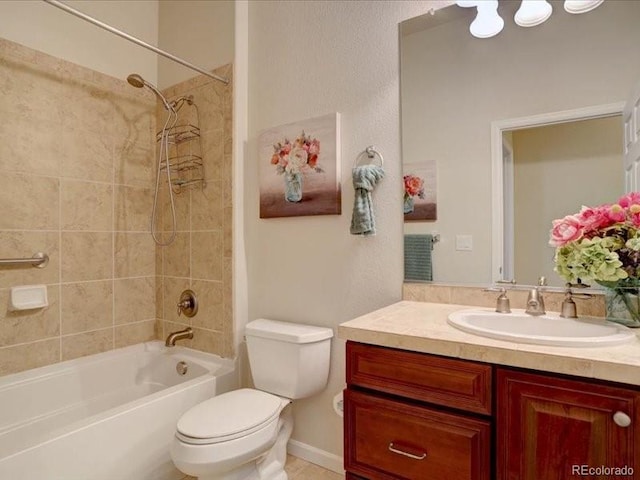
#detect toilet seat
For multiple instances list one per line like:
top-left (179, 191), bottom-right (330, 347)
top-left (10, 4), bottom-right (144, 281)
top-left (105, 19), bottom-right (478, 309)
top-left (176, 388), bottom-right (285, 445)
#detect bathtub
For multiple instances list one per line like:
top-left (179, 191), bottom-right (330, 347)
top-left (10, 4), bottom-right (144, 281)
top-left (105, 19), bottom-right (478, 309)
top-left (0, 341), bottom-right (237, 480)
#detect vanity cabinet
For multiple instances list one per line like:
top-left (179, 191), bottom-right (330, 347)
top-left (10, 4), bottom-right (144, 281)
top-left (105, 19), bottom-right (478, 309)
top-left (497, 368), bottom-right (640, 480)
top-left (344, 341), bottom-right (492, 480)
top-left (344, 341), bottom-right (640, 480)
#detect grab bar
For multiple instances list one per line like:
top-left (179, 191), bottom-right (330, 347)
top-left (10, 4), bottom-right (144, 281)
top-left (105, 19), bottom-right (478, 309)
top-left (0, 252), bottom-right (49, 269)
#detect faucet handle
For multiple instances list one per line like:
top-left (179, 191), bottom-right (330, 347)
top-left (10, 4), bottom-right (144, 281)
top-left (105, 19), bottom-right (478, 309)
top-left (560, 284), bottom-right (578, 318)
top-left (484, 287), bottom-right (511, 313)
top-left (176, 289), bottom-right (198, 318)
top-left (495, 288), bottom-right (511, 314)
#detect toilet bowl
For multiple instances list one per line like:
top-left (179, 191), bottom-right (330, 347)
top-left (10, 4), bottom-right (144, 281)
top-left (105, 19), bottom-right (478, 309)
top-left (171, 319), bottom-right (333, 480)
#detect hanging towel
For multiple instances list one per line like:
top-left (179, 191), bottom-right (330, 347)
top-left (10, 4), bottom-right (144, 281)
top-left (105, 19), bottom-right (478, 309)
top-left (350, 165), bottom-right (385, 236)
top-left (404, 234), bottom-right (433, 281)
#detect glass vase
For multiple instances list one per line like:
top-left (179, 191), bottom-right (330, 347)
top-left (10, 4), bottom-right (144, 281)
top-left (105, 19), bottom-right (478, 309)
top-left (403, 195), bottom-right (414, 214)
top-left (604, 286), bottom-right (640, 328)
top-left (284, 172), bottom-right (303, 202)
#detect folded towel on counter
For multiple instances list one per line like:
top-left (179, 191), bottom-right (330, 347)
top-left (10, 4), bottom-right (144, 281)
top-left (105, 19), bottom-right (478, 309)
top-left (350, 165), bottom-right (385, 236)
top-left (404, 234), bottom-right (433, 281)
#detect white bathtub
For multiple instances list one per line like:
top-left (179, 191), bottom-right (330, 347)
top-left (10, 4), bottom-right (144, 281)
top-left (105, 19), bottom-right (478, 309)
top-left (0, 341), bottom-right (237, 480)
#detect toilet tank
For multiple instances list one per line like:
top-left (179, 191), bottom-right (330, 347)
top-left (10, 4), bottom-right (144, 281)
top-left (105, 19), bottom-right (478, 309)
top-left (245, 319), bottom-right (333, 399)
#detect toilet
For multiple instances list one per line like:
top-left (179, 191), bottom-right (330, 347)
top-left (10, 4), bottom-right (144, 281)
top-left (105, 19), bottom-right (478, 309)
top-left (170, 318), bottom-right (333, 480)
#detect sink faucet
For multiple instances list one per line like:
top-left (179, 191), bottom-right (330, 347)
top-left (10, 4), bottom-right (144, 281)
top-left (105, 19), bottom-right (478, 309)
top-left (165, 327), bottom-right (193, 347)
top-left (525, 277), bottom-right (546, 316)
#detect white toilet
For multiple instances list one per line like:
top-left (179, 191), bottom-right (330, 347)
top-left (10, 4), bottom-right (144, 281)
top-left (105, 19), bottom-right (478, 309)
top-left (170, 318), bottom-right (333, 480)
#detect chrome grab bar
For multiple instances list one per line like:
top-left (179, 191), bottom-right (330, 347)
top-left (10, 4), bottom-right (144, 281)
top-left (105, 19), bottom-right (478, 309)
top-left (0, 252), bottom-right (49, 269)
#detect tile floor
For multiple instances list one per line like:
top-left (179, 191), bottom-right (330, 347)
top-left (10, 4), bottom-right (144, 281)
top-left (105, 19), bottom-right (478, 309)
top-left (285, 455), bottom-right (344, 479)
top-left (182, 454), bottom-right (344, 479)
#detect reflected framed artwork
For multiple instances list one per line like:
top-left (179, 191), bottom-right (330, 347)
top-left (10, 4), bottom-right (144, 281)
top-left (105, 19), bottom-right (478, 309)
top-left (259, 113), bottom-right (341, 218)
top-left (403, 161), bottom-right (437, 221)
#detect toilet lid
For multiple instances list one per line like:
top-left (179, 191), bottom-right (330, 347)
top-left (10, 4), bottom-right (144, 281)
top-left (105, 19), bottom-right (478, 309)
top-left (176, 388), bottom-right (285, 444)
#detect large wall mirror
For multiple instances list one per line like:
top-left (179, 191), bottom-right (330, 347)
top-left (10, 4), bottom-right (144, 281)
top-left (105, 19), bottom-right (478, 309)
top-left (400, 0), bottom-right (640, 287)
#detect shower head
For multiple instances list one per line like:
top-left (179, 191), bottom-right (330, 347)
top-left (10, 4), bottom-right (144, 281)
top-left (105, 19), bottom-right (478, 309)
top-left (126, 73), bottom-right (145, 88)
top-left (126, 73), bottom-right (174, 112)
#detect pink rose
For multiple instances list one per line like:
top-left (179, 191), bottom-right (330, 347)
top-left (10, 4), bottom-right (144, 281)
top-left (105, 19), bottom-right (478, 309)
top-left (549, 215), bottom-right (584, 247)
top-left (629, 204), bottom-right (640, 227)
top-left (618, 192), bottom-right (640, 208)
top-left (577, 205), bottom-right (615, 233)
top-left (404, 175), bottom-right (424, 197)
top-left (308, 139), bottom-right (320, 156)
top-left (280, 143), bottom-right (291, 156)
top-left (606, 204), bottom-right (626, 223)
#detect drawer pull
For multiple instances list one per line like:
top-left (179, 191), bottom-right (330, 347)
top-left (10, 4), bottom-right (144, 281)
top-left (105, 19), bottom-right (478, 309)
top-left (388, 442), bottom-right (427, 460)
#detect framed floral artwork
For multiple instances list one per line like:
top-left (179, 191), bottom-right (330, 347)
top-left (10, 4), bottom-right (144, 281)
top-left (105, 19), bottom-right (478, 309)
top-left (259, 113), bottom-right (341, 218)
top-left (403, 161), bottom-right (437, 221)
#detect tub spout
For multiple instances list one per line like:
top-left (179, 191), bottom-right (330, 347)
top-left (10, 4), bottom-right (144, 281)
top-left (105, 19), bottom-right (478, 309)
top-left (165, 327), bottom-right (193, 347)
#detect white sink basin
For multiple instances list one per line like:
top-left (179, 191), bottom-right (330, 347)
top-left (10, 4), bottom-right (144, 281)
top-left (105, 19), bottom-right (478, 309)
top-left (447, 309), bottom-right (636, 347)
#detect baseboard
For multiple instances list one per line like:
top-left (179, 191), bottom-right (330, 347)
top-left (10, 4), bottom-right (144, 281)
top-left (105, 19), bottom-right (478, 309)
top-left (287, 439), bottom-right (344, 475)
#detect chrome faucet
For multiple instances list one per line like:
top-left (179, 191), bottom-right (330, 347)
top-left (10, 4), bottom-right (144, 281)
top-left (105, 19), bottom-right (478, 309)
top-left (525, 277), bottom-right (546, 316)
top-left (165, 327), bottom-right (193, 347)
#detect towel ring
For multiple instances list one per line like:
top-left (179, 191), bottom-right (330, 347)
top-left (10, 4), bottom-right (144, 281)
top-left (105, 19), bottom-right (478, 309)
top-left (354, 145), bottom-right (384, 168)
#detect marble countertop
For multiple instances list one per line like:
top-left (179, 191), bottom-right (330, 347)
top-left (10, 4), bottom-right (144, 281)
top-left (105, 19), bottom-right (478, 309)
top-left (338, 301), bottom-right (640, 387)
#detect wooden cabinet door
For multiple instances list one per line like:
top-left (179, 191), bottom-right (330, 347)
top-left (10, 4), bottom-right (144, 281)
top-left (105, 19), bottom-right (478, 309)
top-left (497, 368), bottom-right (640, 480)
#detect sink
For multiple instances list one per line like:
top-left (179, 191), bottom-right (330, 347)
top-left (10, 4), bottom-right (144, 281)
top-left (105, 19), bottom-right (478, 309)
top-left (447, 309), bottom-right (636, 347)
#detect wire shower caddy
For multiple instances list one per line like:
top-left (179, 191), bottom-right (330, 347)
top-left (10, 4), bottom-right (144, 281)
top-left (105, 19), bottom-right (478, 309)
top-left (158, 95), bottom-right (206, 192)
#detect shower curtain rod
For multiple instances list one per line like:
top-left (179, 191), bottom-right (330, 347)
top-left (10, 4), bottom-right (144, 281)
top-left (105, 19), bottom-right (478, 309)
top-left (42, 0), bottom-right (229, 85)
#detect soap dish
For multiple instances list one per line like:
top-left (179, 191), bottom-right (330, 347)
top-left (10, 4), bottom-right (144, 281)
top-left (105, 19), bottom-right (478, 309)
top-left (10, 285), bottom-right (48, 311)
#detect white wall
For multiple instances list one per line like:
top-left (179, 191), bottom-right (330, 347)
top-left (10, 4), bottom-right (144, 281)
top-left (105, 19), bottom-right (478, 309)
top-left (0, 0), bottom-right (158, 84)
top-left (402, 0), bottom-right (640, 284)
top-left (246, 0), bottom-right (452, 465)
top-left (158, 0), bottom-right (234, 89)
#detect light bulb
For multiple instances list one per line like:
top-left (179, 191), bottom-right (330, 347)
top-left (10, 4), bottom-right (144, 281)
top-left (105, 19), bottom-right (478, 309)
top-left (514, 0), bottom-right (553, 27)
top-left (457, 0), bottom-right (504, 39)
top-left (564, 0), bottom-right (604, 14)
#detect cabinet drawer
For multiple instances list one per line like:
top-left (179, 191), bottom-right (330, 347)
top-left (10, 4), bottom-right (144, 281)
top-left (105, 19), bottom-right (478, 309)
top-left (344, 389), bottom-right (491, 480)
top-left (346, 341), bottom-right (492, 415)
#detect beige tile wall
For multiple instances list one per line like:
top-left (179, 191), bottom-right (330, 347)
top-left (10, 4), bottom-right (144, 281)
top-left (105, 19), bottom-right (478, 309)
top-left (0, 39), bottom-right (157, 375)
top-left (156, 66), bottom-right (234, 358)
top-left (403, 282), bottom-right (606, 317)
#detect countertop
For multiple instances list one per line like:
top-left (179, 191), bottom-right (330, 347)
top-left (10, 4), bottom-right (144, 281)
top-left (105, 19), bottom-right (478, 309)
top-left (338, 301), bottom-right (640, 387)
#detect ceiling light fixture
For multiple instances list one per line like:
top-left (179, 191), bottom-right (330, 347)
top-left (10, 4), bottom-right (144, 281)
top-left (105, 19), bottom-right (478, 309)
top-left (456, 0), bottom-right (604, 38)
top-left (514, 0), bottom-right (553, 27)
top-left (456, 0), bottom-right (504, 39)
top-left (564, 0), bottom-right (604, 15)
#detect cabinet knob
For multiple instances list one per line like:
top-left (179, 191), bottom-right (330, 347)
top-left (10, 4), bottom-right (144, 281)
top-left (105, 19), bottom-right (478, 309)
top-left (613, 411), bottom-right (632, 428)
top-left (388, 442), bottom-right (427, 460)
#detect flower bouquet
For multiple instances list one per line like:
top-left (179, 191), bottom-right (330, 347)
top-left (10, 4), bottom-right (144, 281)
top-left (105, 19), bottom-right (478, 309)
top-left (270, 132), bottom-right (322, 202)
top-left (403, 174), bottom-right (425, 214)
top-left (550, 192), bottom-right (640, 326)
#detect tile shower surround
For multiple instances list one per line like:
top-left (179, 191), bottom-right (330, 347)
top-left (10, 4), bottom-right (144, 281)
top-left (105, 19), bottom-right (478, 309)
top-left (0, 39), bottom-right (233, 375)
top-left (156, 65), bottom-right (234, 359)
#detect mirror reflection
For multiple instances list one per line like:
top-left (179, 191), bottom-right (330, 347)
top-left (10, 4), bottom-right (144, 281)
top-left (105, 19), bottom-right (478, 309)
top-left (400, 0), bottom-right (640, 286)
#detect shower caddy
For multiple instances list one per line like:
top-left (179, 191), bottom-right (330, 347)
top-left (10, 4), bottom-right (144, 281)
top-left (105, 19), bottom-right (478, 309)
top-left (158, 96), bottom-right (206, 192)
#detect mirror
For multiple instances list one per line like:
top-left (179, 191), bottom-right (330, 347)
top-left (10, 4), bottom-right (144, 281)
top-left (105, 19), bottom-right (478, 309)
top-left (400, 0), bottom-right (640, 286)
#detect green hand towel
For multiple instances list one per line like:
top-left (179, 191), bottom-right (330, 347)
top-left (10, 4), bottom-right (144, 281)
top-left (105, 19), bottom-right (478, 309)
top-left (350, 165), bottom-right (385, 236)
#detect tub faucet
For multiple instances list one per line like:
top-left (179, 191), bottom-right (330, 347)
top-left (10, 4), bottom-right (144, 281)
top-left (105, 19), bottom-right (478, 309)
top-left (525, 277), bottom-right (546, 316)
top-left (165, 327), bottom-right (193, 347)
